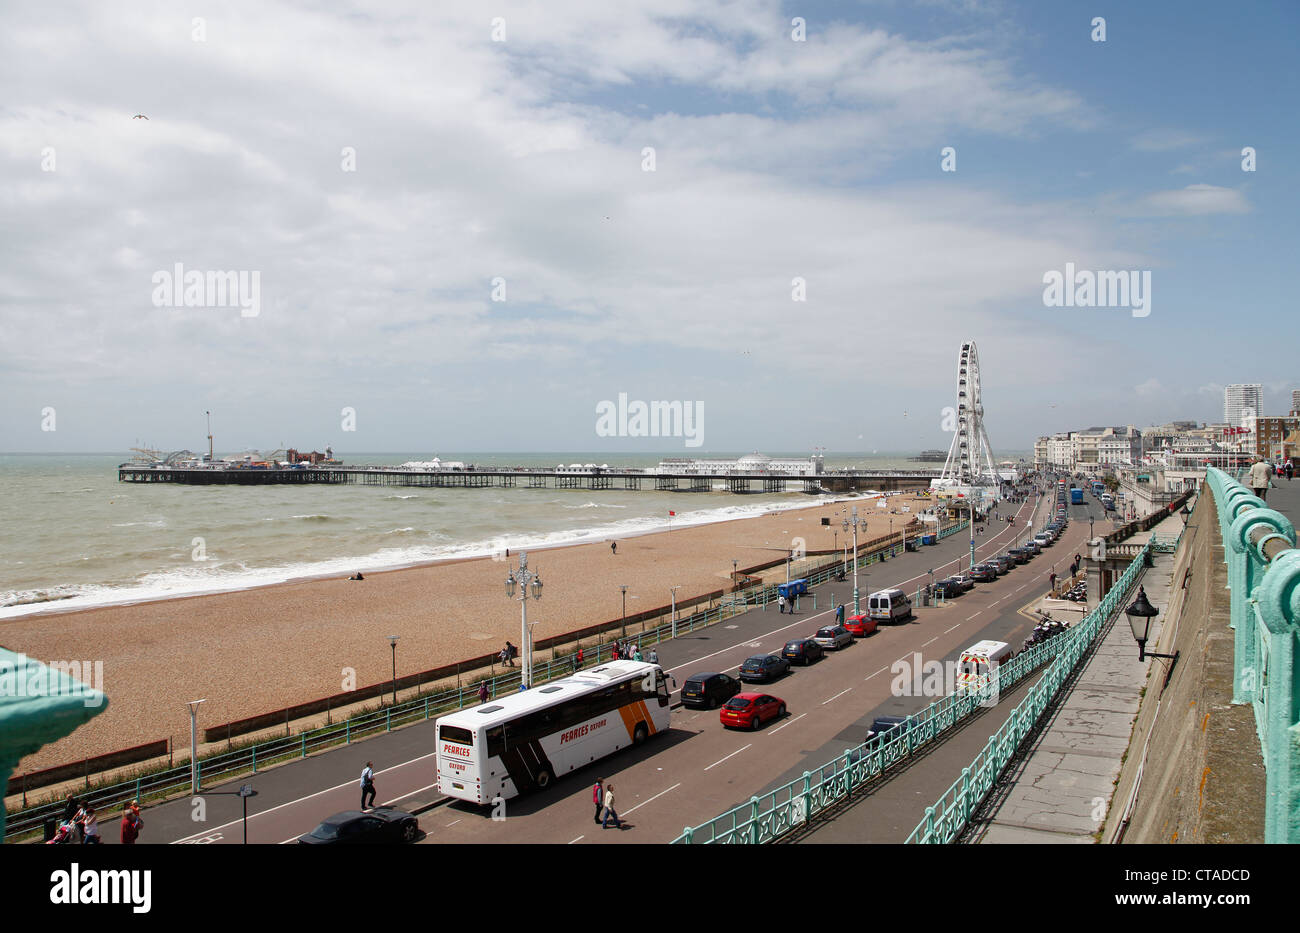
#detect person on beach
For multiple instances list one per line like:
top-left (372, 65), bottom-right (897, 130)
top-left (360, 761), bottom-right (377, 810)
top-left (611, 541), bottom-right (617, 555)
top-left (348, 571), bottom-right (364, 581)
top-left (602, 784), bottom-right (621, 829)
top-left (478, 682), bottom-right (490, 704)
top-left (592, 779), bottom-right (604, 823)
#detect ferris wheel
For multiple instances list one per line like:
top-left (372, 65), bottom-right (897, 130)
top-left (937, 340), bottom-right (999, 489)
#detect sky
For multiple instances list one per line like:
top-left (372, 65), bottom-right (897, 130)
top-left (2, 0), bottom-right (1297, 457)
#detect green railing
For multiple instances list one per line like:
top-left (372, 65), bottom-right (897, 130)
top-left (1205, 466), bottom-right (1299, 844)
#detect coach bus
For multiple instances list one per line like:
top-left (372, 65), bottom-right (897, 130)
top-left (435, 660), bottom-right (671, 804)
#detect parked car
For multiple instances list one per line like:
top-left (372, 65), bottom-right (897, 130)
top-left (969, 564), bottom-right (997, 582)
top-left (992, 554), bottom-right (1016, 573)
top-left (781, 638), bottom-right (824, 666)
top-left (297, 808), bottom-right (420, 845)
top-left (681, 672), bottom-right (742, 709)
top-left (720, 693), bottom-right (786, 730)
top-left (1006, 548), bottom-right (1029, 564)
top-left (865, 715), bottom-right (913, 748)
top-left (1034, 533), bottom-right (1052, 549)
top-left (1022, 540), bottom-right (1041, 554)
top-left (739, 654), bottom-right (790, 683)
top-left (933, 578), bottom-right (964, 598)
top-left (813, 624), bottom-right (854, 650)
top-left (951, 573), bottom-right (975, 591)
top-left (843, 614), bottom-right (879, 637)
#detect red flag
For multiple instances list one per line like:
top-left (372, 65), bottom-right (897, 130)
top-left (669, 510), bottom-right (676, 516)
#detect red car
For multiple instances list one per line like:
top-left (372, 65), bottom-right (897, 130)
top-left (844, 614), bottom-right (878, 637)
top-left (720, 693), bottom-right (786, 730)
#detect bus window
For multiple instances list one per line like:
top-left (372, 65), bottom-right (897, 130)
top-left (440, 725), bottom-right (474, 746)
top-left (486, 725), bottom-right (506, 757)
top-left (655, 671), bottom-right (670, 706)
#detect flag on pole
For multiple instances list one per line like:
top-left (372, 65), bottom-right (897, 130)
top-left (668, 511), bottom-right (675, 516)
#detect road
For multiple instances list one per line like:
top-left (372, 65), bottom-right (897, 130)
top-left (128, 480), bottom-right (1109, 845)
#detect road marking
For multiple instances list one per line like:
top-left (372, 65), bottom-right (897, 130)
top-left (922, 637), bottom-right (938, 647)
top-left (865, 666), bottom-right (887, 682)
top-left (173, 754), bottom-right (436, 843)
top-left (623, 782), bottom-right (682, 815)
top-left (944, 624), bottom-right (961, 634)
top-left (966, 612), bottom-right (981, 620)
top-left (569, 835), bottom-right (585, 844)
top-left (446, 819), bottom-right (461, 827)
top-left (822, 688), bottom-right (853, 705)
top-left (768, 712), bottom-right (806, 734)
top-left (1015, 585), bottom-right (1027, 593)
top-left (704, 744), bottom-right (752, 771)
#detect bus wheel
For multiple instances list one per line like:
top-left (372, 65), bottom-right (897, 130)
top-left (633, 723), bottom-right (648, 745)
top-left (535, 769), bottom-right (552, 790)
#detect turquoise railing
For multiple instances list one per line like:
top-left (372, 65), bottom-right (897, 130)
top-left (1204, 466), bottom-right (1299, 844)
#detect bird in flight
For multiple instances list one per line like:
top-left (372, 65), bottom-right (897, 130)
top-left (133, 114), bottom-right (149, 120)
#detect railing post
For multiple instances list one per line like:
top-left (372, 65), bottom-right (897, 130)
top-left (301, 734), bottom-right (306, 758)
top-left (924, 804), bottom-right (936, 843)
top-left (386, 709), bottom-right (392, 732)
top-left (251, 747), bottom-right (256, 774)
top-left (425, 698), bottom-right (430, 720)
top-left (748, 797), bottom-right (761, 844)
top-left (346, 720), bottom-right (351, 744)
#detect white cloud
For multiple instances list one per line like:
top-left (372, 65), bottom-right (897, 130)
top-left (1139, 184), bottom-right (1251, 216)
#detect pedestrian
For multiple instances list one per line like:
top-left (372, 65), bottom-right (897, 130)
top-left (777, 594), bottom-right (786, 614)
top-left (592, 779), bottom-right (604, 824)
top-left (72, 801), bottom-right (88, 844)
top-left (1049, 571), bottom-right (1057, 592)
top-left (79, 806), bottom-right (101, 845)
top-left (62, 794), bottom-right (80, 828)
top-left (1285, 460), bottom-right (1294, 481)
top-left (478, 681), bottom-right (489, 704)
top-left (577, 646), bottom-right (584, 667)
top-left (611, 541), bottom-right (617, 555)
top-left (360, 761), bottom-right (377, 810)
top-left (632, 646), bottom-right (643, 662)
top-left (1074, 553), bottom-right (1082, 566)
top-left (647, 648), bottom-right (659, 665)
top-left (120, 805), bottom-right (141, 845)
top-left (1249, 457), bottom-right (1273, 501)
top-left (1070, 561), bottom-right (1078, 577)
top-left (602, 783), bottom-right (621, 829)
top-left (611, 642), bottom-right (619, 661)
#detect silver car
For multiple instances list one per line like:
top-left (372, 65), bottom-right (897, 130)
top-left (812, 624), bottom-right (853, 650)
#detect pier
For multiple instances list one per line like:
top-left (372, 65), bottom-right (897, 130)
top-left (117, 464), bottom-right (940, 494)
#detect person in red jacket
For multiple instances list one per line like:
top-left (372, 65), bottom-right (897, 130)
top-left (120, 805), bottom-right (142, 844)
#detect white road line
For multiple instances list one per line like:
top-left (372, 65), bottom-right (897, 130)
top-left (569, 835), bottom-right (584, 844)
top-left (704, 744), bottom-right (752, 771)
top-left (865, 666), bottom-right (887, 682)
top-left (1015, 585), bottom-right (1027, 593)
top-left (966, 612), bottom-right (981, 620)
top-left (623, 781), bottom-right (682, 815)
top-left (944, 624), bottom-right (962, 634)
top-left (821, 688), bottom-right (853, 705)
top-left (922, 637), bottom-right (937, 647)
top-left (768, 712), bottom-right (807, 734)
top-left (446, 819), bottom-right (461, 827)
top-left (174, 753), bottom-right (436, 843)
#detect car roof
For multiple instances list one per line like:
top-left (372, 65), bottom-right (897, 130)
top-left (686, 672), bottom-right (722, 680)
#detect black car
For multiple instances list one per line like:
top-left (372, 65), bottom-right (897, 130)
top-left (297, 808), bottom-right (420, 845)
top-left (681, 671), bottom-right (742, 709)
top-left (782, 638), bottom-right (825, 666)
top-left (865, 715), bottom-right (913, 749)
top-left (739, 654), bottom-right (791, 683)
top-left (933, 578), bottom-right (963, 598)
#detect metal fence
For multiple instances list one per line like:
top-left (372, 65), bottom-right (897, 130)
top-left (1205, 466), bottom-right (1299, 843)
top-left (4, 518), bottom-right (965, 842)
top-left (904, 535), bottom-right (1173, 843)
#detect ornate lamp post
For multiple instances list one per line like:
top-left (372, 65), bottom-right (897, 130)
top-left (1125, 587), bottom-right (1178, 665)
top-left (505, 552), bottom-right (543, 688)
top-left (388, 635), bottom-right (399, 705)
top-left (842, 506), bottom-right (861, 614)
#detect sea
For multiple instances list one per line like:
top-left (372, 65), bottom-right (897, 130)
top-left (0, 450), bottom-right (1023, 620)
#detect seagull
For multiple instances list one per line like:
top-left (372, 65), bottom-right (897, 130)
top-left (133, 114), bottom-right (149, 120)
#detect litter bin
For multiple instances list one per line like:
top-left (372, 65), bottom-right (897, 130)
top-left (922, 534), bottom-right (936, 546)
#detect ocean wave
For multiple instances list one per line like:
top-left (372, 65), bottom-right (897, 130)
top-left (291, 514), bottom-right (336, 521)
top-left (384, 495), bottom-right (419, 500)
top-left (564, 502), bottom-right (628, 510)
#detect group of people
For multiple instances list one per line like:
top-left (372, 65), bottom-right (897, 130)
top-left (609, 641), bottom-right (655, 663)
top-left (591, 778), bottom-right (621, 829)
top-left (50, 794), bottom-right (142, 845)
top-left (777, 594), bottom-right (796, 614)
top-left (499, 641), bottom-right (518, 666)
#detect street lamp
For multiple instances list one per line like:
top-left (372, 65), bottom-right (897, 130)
top-left (732, 559), bottom-right (738, 584)
top-left (842, 506), bottom-right (861, 614)
top-left (505, 552), bottom-right (543, 688)
top-left (186, 699), bottom-right (206, 795)
top-left (620, 584), bottom-right (628, 638)
top-left (1125, 587), bottom-right (1178, 665)
top-left (388, 635), bottom-right (399, 705)
top-left (669, 585), bottom-right (681, 638)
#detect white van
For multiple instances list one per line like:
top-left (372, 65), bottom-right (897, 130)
top-left (867, 588), bottom-right (913, 623)
top-left (956, 640), bottom-right (1013, 694)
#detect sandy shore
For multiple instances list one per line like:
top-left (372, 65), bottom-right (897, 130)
top-left (3, 492), bottom-right (936, 772)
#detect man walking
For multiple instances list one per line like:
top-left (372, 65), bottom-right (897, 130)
top-left (1049, 571), bottom-right (1057, 593)
top-left (777, 594), bottom-right (786, 614)
top-left (360, 761), bottom-right (377, 811)
top-left (592, 779), bottom-right (604, 824)
top-left (120, 805), bottom-right (141, 845)
top-left (1249, 457), bottom-right (1273, 501)
top-left (478, 681), bottom-right (490, 705)
top-left (602, 783), bottom-right (621, 829)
